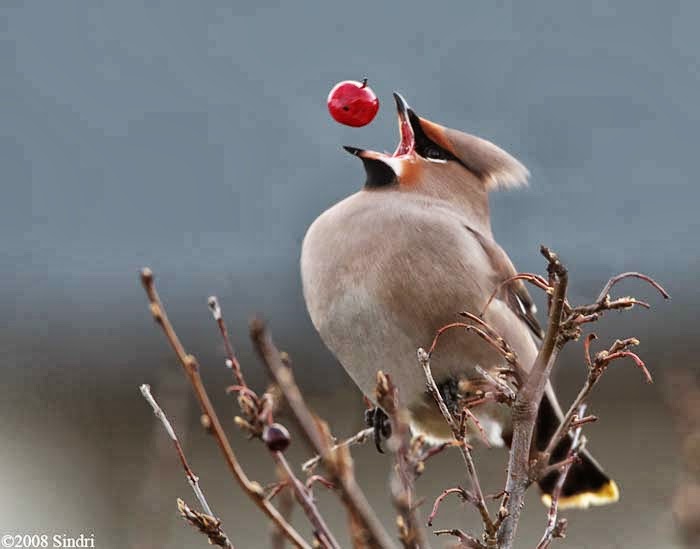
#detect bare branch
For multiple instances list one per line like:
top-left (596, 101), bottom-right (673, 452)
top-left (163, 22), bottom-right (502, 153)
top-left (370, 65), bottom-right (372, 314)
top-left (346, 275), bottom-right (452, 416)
top-left (536, 405), bottom-right (587, 549)
top-left (270, 476), bottom-right (295, 549)
top-left (543, 337), bottom-right (649, 459)
top-left (433, 529), bottom-right (485, 549)
top-left (140, 384), bottom-right (233, 548)
top-left (479, 273), bottom-right (552, 318)
top-left (498, 246), bottom-right (568, 548)
top-left (417, 348), bottom-right (495, 540)
top-left (375, 371), bottom-right (430, 549)
top-left (177, 499), bottom-right (232, 548)
top-left (460, 407), bottom-right (491, 448)
top-left (302, 428), bottom-right (374, 473)
top-left (474, 365), bottom-right (516, 402)
top-left (207, 296), bottom-right (247, 387)
top-left (272, 451), bottom-right (341, 549)
top-left (250, 318), bottom-right (397, 549)
top-left (595, 271), bottom-right (670, 304)
top-left (428, 319), bottom-right (521, 375)
top-left (139, 268), bottom-right (311, 549)
top-left (427, 487), bottom-right (474, 527)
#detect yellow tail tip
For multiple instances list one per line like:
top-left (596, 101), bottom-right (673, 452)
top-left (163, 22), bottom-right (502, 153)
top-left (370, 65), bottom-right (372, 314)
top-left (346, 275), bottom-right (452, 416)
top-left (541, 480), bottom-right (620, 510)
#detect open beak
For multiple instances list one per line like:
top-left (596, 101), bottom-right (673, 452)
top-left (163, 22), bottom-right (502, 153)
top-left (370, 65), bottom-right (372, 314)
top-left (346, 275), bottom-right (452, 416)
top-left (344, 91), bottom-right (416, 161)
top-left (392, 92), bottom-right (415, 156)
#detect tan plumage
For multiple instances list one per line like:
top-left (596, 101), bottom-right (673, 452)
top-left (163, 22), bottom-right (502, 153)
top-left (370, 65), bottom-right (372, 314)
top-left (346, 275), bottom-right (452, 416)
top-left (301, 93), bottom-right (618, 508)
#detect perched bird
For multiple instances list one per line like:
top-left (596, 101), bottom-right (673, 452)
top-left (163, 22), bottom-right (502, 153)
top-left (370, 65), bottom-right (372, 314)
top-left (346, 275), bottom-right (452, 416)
top-left (301, 93), bottom-right (618, 508)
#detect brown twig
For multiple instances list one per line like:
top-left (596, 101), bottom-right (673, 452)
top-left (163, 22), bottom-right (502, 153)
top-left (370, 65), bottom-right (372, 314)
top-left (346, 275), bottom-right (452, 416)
top-left (496, 250), bottom-right (665, 547)
top-left (427, 319), bottom-right (520, 374)
top-left (206, 297), bottom-right (338, 548)
top-left (567, 272), bottom-right (669, 331)
top-left (270, 473), bottom-right (295, 549)
top-left (302, 427), bottom-right (374, 473)
top-left (375, 371), bottom-right (430, 549)
top-left (543, 336), bottom-right (649, 460)
top-left (272, 451), bottom-right (341, 549)
top-left (536, 405), bottom-right (587, 549)
top-left (473, 365), bottom-right (517, 402)
top-left (433, 529), bottom-right (485, 549)
top-left (595, 271), bottom-right (670, 304)
top-left (305, 475), bottom-right (336, 492)
top-left (498, 246), bottom-right (568, 548)
top-left (427, 487), bottom-right (474, 527)
top-left (177, 498), bottom-right (232, 548)
top-left (250, 318), bottom-right (397, 549)
top-left (479, 273), bottom-right (552, 318)
top-left (460, 407), bottom-right (491, 448)
top-left (417, 348), bottom-right (495, 543)
top-left (139, 268), bottom-right (311, 549)
top-left (140, 384), bottom-right (233, 548)
top-left (207, 296), bottom-right (247, 387)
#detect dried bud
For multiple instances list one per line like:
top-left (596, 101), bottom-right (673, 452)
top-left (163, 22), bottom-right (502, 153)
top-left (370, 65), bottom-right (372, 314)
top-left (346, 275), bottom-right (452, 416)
top-left (200, 413), bottom-right (212, 431)
top-left (207, 296), bottom-right (222, 320)
top-left (263, 423), bottom-right (291, 453)
top-left (553, 517), bottom-right (568, 538)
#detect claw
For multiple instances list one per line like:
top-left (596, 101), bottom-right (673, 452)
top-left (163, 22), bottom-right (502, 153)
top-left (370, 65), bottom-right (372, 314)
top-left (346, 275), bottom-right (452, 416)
top-left (364, 407), bottom-right (391, 453)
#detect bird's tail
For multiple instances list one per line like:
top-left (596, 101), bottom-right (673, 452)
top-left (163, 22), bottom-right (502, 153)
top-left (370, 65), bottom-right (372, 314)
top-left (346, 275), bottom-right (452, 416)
top-left (534, 389), bottom-right (619, 509)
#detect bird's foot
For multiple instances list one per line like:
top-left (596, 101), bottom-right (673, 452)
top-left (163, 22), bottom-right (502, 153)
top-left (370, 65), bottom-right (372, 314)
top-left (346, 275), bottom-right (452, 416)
top-left (437, 377), bottom-right (462, 416)
top-left (364, 406), bottom-right (391, 453)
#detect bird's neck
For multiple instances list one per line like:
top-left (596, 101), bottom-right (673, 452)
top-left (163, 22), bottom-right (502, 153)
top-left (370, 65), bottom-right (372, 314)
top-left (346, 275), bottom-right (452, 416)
top-left (417, 174), bottom-right (493, 236)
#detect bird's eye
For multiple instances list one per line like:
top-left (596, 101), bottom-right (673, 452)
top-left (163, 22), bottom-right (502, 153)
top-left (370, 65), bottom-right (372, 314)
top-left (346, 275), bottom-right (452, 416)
top-left (424, 147), bottom-right (447, 161)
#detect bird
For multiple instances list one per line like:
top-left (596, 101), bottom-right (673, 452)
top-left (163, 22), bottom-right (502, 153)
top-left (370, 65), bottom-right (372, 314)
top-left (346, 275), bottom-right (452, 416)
top-left (300, 92), bottom-right (619, 509)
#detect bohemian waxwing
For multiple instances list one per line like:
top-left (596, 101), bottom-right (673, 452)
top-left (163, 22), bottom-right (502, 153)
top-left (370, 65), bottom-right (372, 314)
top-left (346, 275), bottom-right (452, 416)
top-left (301, 93), bottom-right (618, 508)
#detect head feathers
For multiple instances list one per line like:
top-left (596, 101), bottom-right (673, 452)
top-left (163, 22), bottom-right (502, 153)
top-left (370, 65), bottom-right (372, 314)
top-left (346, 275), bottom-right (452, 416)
top-left (417, 116), bottom-right (530, 190)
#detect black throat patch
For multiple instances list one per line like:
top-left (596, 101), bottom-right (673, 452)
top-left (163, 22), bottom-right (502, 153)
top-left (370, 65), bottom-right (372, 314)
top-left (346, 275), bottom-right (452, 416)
top-left (361, 157), bottom-right (397, 188)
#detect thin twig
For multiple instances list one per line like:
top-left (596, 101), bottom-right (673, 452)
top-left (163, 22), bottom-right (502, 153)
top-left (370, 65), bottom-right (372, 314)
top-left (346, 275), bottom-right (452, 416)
top-left (205, 297), bottom-right (337, 547)
top-left (250, 318), bottom-right (397, 549)
top-left (427, 487), bottom-right (473, 527)
top-left (427, 320), bottom-right (520, 374)
top-left (139, 268), bottom-right (311, 549)
top-left (417, 348), bottom-right (495, 539)
top-left (433, 529), bottom-right (485, 549)
top-left (140, 384), bottom-right (233, 548)
top-left (536, 405), bottom-right (587, 549)
top-left (595, 271), bottom-right (670, 304)
top-left (375, 371), bottom-right (430, 549)
top-left (302, 428), bottom-right (374, 473)
top-left (543, 336), bottom-right (649, 459)
top-left (207, 296), bottom-right (247, 387)
top-left (474, 365), bottom-right (516, 402)
top-left (177, 498), bottom-right (232, 548)
top-left (270, 474), bottom-right (295, 549)
top-left (479, 273), bottom-right (552, 318)
top-left (273, 452), bottom-right (341, 549)
top-left (305, 475), bottom-right (336, 491)
top-left (461, 407), bottom-right (491, 448)
top-left (498, 247), bottom-right (568, 548)
top-left (139, 385), bottom-right (215, 518)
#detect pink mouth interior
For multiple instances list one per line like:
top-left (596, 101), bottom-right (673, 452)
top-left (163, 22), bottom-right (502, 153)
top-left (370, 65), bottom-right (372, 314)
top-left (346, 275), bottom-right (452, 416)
top-left (392, 114), bottom-right (415, 157)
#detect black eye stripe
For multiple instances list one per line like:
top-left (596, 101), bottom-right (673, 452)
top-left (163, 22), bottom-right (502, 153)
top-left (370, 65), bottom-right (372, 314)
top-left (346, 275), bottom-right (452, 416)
top-left (408, 110), bottom-right (460, 163)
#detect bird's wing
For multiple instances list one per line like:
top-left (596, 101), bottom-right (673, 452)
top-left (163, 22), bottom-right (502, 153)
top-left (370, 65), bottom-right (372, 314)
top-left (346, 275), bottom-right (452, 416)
top-left (465, 225), bottom-right (544, 340)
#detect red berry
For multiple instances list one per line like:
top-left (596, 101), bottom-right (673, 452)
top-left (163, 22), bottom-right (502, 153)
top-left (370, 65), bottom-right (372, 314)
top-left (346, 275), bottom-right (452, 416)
top-left (327, 78), bottom-right (379, 127)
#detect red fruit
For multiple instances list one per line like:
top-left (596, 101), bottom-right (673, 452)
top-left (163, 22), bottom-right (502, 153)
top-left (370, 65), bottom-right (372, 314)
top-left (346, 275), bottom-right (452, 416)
top-left (327, 78), bottom-right (379, 127)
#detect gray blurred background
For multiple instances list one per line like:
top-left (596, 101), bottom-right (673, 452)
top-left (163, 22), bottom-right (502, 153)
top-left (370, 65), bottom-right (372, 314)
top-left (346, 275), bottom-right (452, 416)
top-left (1, 1), bottom-right (697, 547)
